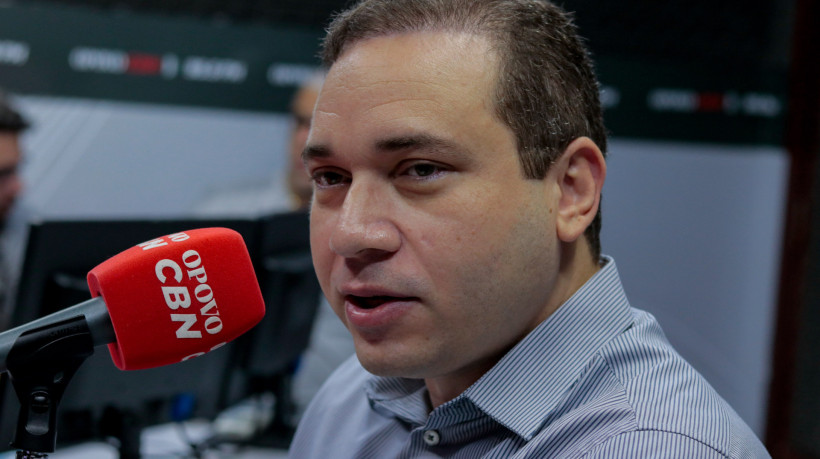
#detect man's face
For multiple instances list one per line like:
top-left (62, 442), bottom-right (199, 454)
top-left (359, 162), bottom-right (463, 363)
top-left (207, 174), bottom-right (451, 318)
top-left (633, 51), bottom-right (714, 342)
top-left (0, 132), bottom-right (22, 222)
top-left (305, 32), bottom-right (564, 396)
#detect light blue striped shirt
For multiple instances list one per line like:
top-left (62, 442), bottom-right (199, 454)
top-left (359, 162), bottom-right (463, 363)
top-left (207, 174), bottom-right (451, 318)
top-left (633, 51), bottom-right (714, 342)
top-left (289, 257), bottom-right (770, 458)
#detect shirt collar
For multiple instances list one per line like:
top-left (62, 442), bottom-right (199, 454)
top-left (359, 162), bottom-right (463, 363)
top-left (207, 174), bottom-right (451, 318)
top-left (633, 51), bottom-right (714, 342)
top-left (364, 256), bottom-right (633, 439)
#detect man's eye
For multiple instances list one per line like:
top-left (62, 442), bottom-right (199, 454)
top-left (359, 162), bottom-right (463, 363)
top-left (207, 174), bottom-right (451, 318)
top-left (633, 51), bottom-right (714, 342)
top-left (312, 170), bottom-right (349, 187)
top-left (404, 163), bottom-right (444, 178)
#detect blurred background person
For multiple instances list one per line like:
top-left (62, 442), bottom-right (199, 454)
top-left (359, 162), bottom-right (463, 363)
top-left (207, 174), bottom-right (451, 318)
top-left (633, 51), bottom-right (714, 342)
top-left (286, 71), bottom-right (324, 211)
top-left (0, 90), bottom-right (27, 330)
top-left (0, 93), bottom-right (25, 226)
top-left (192, 71), bottom-right (327, 217)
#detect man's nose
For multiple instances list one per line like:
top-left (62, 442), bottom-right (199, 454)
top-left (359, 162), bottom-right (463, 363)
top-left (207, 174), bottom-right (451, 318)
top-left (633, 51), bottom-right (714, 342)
top-left (329, 180), bottom-right (401, 261)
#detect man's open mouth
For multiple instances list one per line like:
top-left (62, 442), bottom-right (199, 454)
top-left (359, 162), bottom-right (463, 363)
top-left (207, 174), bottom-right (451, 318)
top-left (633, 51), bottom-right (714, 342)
top-left (346, 295), bottom-right (416, 310)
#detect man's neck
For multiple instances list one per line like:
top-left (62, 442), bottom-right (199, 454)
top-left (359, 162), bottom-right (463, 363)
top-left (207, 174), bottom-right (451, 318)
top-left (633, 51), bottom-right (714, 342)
top-left (422, 240), bottom-right (601, 410)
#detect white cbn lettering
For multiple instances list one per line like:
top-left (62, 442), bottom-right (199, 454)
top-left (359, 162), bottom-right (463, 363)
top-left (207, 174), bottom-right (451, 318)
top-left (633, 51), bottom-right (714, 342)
top-left (155, 259), bottom-right (183, 283)
top-left (162, 286), bottom-right (191, 310)
top-left (200, 299), bottom-right (219, 316)
top-left (182, 250), bottom-right (201, 268)
top-left (187, 266), bottom-right (207, 283)
top-left (171, 314), bottom-right (202, 338)
top-left (169, 232), bottom-right (190, 242)
top-left (204, 317), bottom-right (223, 335)
top-left (181, 352), bottom-right (205, 361)
top-left (180, 342), bottom-right (227, 362)
top-left (140, 238), bottom-right (168, 251)
top-left (194, 284), bottom-right (214, 303)
top-left (159, 247), bottom-right (224, 340)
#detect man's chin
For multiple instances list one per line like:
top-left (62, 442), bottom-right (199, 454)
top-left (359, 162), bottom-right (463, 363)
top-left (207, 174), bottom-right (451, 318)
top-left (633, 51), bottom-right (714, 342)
top-left (357, 350), bottom-right (429, 380)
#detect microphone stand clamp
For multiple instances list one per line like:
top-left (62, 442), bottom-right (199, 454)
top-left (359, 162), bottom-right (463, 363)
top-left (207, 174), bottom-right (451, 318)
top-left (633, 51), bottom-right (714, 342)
top-left (6, 316), bottom-right (95, 458)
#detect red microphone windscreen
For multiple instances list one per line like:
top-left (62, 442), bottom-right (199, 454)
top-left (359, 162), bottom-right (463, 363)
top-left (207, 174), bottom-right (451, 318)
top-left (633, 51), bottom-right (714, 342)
top-left (86, 227), bottom-right (265, 370)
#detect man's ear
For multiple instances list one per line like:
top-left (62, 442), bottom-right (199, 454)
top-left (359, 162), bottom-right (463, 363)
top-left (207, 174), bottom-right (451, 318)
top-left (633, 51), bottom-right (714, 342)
top-left (553, 137), bottom-right (606, 243)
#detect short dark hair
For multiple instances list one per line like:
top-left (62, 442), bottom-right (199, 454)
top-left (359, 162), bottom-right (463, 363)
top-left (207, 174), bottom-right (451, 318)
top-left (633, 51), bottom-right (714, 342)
top-left (322, 0), bottom-right (607, 259)
top-left (0, 91), bottom-right (29, 133)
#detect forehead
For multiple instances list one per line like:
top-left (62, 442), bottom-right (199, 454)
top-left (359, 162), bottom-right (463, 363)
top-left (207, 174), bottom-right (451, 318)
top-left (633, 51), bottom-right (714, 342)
top-left (334, 29), bottom-right (495, 72)
top-left (321, 32), bottom-right (496, 116)
top-left (308, 31), bottom-right (503, 152)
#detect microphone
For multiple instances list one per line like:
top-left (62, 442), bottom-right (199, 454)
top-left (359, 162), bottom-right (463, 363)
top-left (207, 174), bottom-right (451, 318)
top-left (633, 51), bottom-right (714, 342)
top-left (0, 227), bottom-right (265, 372)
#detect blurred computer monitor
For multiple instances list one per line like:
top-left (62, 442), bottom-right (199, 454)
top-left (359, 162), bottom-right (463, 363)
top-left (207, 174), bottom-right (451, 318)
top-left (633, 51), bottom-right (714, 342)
top-left (220, 211), bottom-right (321, 445)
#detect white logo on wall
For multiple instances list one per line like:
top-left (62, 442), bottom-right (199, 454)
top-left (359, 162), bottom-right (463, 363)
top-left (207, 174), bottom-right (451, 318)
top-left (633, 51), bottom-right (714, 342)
top-left (182, 56), bottom-right (247, 83)
top-left (267, 63), bottom-right (319, 87)
top-left (0, 40), bottom-right (30, 66)
top-left (647, 88), bottom-right (782, 118)
top-left (69, 47), bottom-right (128, 73)
top-left (600, 85), bottom-right (621, 110)
top-left (161, 54), bottom-right (179, 79)
top-left (68, 46), bottom-right (248, 84)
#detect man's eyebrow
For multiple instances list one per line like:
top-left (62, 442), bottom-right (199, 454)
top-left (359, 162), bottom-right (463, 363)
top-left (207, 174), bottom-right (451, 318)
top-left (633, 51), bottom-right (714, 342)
top-left (375, 134), bottom-right (458, 153)
top-left (302, 133), bottom-right (462, 163)
top-left (302, 144), bottom-right (331, 163)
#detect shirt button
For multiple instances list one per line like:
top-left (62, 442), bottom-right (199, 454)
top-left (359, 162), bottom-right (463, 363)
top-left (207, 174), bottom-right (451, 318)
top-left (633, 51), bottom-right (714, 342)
top-left (423, 429), bottom-right (441, 446)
